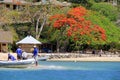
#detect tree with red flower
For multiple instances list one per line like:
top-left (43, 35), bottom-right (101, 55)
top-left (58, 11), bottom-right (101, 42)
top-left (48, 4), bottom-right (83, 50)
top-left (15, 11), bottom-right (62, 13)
top-left (49, 6), bottom-right (106, 52)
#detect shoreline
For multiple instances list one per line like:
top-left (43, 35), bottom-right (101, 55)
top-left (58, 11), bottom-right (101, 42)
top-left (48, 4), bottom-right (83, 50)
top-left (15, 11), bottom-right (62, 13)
top-left (1, 53), bottom-right (120, 62)
top-left (48, 57), bottom-right (120, 62)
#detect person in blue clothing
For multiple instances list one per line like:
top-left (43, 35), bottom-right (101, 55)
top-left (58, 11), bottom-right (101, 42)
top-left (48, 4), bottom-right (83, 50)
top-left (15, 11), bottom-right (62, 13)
top-left (16, 46), bottom-right (22, 60)
top-left (8, 53), bottom-right (16, 61)
top-left (32, 45), bottom-right (39, 66)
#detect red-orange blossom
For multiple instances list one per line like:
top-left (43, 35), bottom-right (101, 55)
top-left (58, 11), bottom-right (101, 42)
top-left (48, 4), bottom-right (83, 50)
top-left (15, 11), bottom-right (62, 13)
top-left (49, 6), bottom-right (106, 44)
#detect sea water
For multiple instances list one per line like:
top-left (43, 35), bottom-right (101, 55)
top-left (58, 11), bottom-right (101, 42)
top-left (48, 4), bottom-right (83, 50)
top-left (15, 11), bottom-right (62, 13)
top-left (0, 61), bottom-right (120, 80)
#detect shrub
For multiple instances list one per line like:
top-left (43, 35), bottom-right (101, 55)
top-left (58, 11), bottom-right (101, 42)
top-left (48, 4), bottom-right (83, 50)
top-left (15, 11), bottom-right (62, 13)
top-left (90, 2), bottom-right (119, 21)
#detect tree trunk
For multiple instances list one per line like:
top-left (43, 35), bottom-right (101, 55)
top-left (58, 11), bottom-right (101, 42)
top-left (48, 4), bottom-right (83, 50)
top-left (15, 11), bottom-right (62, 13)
top-left (35, 16), bottom-right (40, 39)
top-left (57, 39), bottom-right (59, 53)
top-left (36, 16), bottom-right (47, 39)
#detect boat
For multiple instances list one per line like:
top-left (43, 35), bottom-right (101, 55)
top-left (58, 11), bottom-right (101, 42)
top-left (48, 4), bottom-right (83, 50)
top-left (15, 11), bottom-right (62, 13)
top-left (38, 56), bottom-right (49, 61)
top-left (0, 59), bottom-right (35, 68)
top-left (0, 56), bottom-right (49, 68)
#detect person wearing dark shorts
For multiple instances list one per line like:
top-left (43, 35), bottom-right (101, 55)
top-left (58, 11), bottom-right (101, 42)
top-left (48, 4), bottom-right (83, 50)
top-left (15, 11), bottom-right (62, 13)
top-left (16, 46), bottom-right (22, 60)
top-left (32, 46), bottom-right (39, 66)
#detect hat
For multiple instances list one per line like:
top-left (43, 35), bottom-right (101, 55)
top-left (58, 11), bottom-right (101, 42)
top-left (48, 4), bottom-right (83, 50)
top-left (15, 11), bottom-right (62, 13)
top-left (33, 45), bottom-right (36, 47)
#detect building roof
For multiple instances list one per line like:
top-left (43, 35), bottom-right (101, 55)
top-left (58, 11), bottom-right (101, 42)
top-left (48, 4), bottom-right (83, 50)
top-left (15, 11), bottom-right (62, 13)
top-left (16, 35), bottom-right (42, 44)
top-left (0, 0), bottom-right (29, 4)
top-left (0, 30), bottom-right (13, 43)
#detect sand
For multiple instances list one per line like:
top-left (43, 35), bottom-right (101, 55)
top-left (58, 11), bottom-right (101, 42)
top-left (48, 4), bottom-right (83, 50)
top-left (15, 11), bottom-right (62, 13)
top-left (0, 53), bottom-right (120, 62)
top-left (0, 53), bottom-right (17, 60)
top-left (48, 57), bottom-right (120, 62)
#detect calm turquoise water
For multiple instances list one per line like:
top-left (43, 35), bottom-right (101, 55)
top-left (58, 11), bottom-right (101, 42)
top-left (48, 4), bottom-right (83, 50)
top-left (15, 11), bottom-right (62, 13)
top-left (0, 61), bottom-right (120, 80)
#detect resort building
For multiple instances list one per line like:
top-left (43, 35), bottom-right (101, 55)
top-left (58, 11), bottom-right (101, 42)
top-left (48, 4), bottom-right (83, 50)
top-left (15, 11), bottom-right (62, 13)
top-left (0, 0), bottom-right (30, 10)
top-left (0, 0), bottom-right (71, 10)
top-left (0, 30), bottom-right (13, 53)
top-left (102, 0), bottom-right (118, 6)
top-left (16, 35), bottom-right (42, 53)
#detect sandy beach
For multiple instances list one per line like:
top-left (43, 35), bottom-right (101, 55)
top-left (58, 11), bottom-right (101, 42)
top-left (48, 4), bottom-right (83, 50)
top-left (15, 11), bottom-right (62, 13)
top-left (48, 57), bottom-right (120, 62)
top-left (0, 53), bottom-right (17, 61)
top-left (1, 53), bottom-right (120, 62)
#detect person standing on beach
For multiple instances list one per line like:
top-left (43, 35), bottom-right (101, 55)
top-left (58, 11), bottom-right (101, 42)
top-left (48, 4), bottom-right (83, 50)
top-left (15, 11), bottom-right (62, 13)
top-left (32, 45), bottom-right (39, 66)
top-left (99, 49), bottom-right (103, 57)
top-left (16, 46), bottom-right (22, 60)
top-left (92, 50), bottom-right (96, 56)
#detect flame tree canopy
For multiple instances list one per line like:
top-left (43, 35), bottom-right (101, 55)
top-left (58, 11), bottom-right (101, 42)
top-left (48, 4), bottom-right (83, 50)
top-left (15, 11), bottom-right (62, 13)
top-left (49, 6), bottom-right (106, 45)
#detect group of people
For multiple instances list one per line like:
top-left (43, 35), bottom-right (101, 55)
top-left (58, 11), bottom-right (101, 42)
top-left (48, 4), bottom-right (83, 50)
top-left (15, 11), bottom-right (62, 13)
top-left (8, 45), bottom-right (39, 66)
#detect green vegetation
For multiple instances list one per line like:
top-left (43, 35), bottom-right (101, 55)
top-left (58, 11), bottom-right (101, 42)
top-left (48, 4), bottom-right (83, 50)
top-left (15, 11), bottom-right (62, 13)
top-left (87, 11), bottom-right (120, 50)
top-left (88, 11), bottom-right (120, 42)
top-left (90, 2), bottom-right (119, 21)
top-left (0, 0), bottom-right (120, 52)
